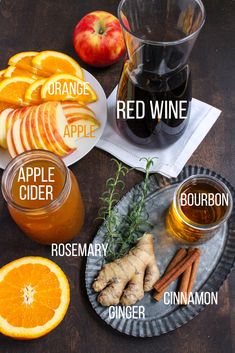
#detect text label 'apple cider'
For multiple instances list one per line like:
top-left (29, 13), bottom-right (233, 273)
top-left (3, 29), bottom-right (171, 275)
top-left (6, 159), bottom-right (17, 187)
top-left (12, 161), bottom-right (65, 207)
top-left (16, 166), bottom-right (55, 201)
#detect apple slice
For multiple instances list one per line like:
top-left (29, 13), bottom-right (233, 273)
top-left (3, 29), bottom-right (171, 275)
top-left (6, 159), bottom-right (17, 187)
top-left (13, 106), bottom-right (30, 122)
top-left (40, 102), bottom-right (68, 157)
top-left (66, 118), bottom-right (100, 139)
top-left (6, 125), bottom-right (17, 158)
top-left (50, 102), bottom-right (77, 151)
top-left (55, 103), bottom-right (77, 153)
top-left (1, 107), bottom-right (30, 150)
top-left (6, 109), bottom-right (19, 131)
top-left (66, 108), bottom-right (98, 121)
top-left (61, 101), bottom-right (100, 126)
top-left (61, 102), bottom-right (96, 118)
top-left (66, 115), bottom-right (99, 126)
top-left (30, 104), bottom-right (47, 150)
top-left (11, 119), bottom-right (25, 155)
top-left (24, 106), bottom-right (38, 149)
top-left (30, 103), bottom-right (62, 154)
top-left (29, 106), bottom-right (40, 149)
top-left (6, 107), bottom-right (27, 147)
top-left (21, 107), bottom-right (34, 151)
top-left (61, 101), bottom-right (85, 110)
top-left (36, 102), bottom-right (65, 156)
top-left (62, 101), bottom-right (100, 138)
top-left (44, 102), bottom-right (76, 156)
top-left (0, 108), bottom-right (14, 148)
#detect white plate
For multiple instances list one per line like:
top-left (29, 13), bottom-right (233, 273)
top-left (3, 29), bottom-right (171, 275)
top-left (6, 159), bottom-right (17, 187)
top-left (0, 69), bottom-right (107, 169)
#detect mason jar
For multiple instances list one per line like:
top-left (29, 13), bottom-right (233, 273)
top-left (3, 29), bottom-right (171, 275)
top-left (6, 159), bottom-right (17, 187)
top-left (1, 150), bottom-right (85, 244)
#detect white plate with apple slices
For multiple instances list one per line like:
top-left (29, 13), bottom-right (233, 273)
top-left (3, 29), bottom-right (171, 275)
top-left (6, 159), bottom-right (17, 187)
top-left (0, 70), bottom-right (107, 169)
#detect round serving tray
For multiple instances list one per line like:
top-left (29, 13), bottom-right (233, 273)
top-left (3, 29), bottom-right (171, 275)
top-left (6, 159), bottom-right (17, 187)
top-left (85, 166), bottom-right (235, 337)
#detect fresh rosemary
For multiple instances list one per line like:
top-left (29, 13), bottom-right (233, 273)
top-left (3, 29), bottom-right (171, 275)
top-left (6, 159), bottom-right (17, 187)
top-left (98, 158), bottom-right (154, 262)
top-left (97, 159), bottom-right (129, 261)
top-left (116, 157), bottom-right (154, 258)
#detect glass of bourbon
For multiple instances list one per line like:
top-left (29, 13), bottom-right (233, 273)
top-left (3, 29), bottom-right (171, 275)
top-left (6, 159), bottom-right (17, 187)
top-left (166, 175), bottom-right (233, 244)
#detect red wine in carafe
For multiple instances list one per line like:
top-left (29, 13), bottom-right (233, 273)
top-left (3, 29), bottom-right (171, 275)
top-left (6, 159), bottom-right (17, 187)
top-left (117, 45), bottom-right (192, 147)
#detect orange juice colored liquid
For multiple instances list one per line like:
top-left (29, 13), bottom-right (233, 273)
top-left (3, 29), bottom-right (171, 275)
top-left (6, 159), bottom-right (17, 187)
top-left (8, 159), bottom-right (85, 244)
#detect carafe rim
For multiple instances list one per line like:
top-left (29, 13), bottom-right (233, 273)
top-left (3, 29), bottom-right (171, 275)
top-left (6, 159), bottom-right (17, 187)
top-left (118, 0), bottom-right (206, 47)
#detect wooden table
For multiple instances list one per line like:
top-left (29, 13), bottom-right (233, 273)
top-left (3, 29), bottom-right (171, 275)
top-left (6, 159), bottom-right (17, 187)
top-left (0, 0), bottom-right (234, 352)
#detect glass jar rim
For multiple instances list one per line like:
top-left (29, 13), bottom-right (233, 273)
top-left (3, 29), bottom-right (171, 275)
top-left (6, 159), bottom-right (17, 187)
top-left (173, 175), bottom-right (234, 231)
top-left (118, 0), bottom-right (206, 47)
top-left (1, 150), bottom-right (70, 214)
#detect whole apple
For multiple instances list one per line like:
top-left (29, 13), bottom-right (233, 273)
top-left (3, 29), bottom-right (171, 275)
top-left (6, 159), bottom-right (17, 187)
top-left (73, 11), bottom-right (126, 67)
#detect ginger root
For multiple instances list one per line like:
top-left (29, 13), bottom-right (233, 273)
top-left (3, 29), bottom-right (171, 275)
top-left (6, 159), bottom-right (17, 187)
top-left (92, 233), bottom-right (160, 306)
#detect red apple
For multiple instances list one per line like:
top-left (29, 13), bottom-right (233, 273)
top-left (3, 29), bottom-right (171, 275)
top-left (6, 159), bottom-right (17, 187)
top-left (73, 11), bottom-right (125, 67)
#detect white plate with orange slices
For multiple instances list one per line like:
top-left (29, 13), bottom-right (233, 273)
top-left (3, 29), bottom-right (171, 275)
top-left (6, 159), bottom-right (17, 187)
top-left (0, 51), bottom-right (107, 169)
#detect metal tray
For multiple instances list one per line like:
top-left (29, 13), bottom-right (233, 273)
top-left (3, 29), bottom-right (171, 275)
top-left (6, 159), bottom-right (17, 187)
top-left (85, 166), bottom-right (235, 337)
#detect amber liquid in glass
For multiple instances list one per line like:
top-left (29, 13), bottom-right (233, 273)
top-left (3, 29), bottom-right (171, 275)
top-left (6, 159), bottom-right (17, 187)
top-left (167, 181), bottom-right (228, 243)
top-left (12, 160), bottom-right (65, 209)
top-left (180, 182), bottom-right (227, 225)
top-left (9, 160), bottom-right (85, 244)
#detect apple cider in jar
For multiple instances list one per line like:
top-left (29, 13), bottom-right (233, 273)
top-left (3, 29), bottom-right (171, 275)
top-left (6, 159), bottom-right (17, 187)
top-left (1, 150), bottom-right (85, 244)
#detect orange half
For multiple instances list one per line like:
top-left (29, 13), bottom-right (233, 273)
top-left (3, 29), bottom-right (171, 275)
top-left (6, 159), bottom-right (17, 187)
top-left (0, 256), bottom-right (70, 339)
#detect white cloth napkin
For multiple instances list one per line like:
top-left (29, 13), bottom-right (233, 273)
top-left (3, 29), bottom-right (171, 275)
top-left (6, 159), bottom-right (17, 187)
top-left (97, 87), bottom-right (221, 178)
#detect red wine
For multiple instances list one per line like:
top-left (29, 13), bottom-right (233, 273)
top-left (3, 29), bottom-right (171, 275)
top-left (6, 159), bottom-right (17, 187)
top-left (117, 60), bottom-right (192, 147)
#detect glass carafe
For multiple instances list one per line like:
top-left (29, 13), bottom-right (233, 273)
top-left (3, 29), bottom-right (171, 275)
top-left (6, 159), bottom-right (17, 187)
top-left (117, 0), bottom-right (205, 147)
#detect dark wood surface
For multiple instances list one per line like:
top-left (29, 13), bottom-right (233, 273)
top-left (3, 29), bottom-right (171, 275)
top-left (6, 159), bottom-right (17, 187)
top-left (0, 0), bottom-right (234, 352)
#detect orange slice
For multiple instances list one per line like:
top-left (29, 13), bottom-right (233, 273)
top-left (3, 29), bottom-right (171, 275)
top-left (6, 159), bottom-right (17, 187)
top-left (0, 69), bottom-right (6, 79)
top-left (25, 78), bottom-right (46, 104)
top-left (0, 77), bottom-right (34, 105)
top-left (32, 51), bottom-right (84, 79)
top-left (8, 52), bottom-right (50, 77)
top-left (4, 66), bottom-right (43, 80)
top-left (0, 256), bottom-right (70, 339)
top-left (0, 101), bottom-right (19, 112)
top-left (41, 74), bottom-right (97, 104)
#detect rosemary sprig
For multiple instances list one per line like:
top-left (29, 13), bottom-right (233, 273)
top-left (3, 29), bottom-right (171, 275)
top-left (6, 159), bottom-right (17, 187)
top-left (98, 157), bottom-right (155, 262)
top-left (115, 158), bottom-right (154, 258)
top-left (97, 159), bottom-right (128, 261)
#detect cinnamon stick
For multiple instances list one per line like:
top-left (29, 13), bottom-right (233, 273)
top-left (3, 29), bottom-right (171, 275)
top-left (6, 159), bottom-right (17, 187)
top-left (178, 250), bottom-right (193, 305)
top-left (154, 248), bottom-right (187, 301)
top-left (187, 251), bottom-right (200, 295)
top-left (178, 248), bottom-right (195, 305)
top-left (154, 248), bottom-right (201, 293)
